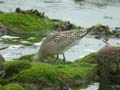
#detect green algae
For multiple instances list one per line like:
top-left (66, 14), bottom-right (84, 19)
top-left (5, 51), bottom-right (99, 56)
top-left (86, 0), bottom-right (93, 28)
top-left (0, 10), bottom-right (80, 45)
top-left (0, 54), bottom-right (5, 63)
top-left (0, 12), bottom-right (54, 44)
top-left (75, 53), bottom-right (97, 64)
top-left (4, 61), bottom-right (31, 78)
top-left (0, 83), bottom-right (25, 90)
top-left (0, 53), bottom-right (98, 90)
top-left (0, 13), bottom-right (54, 32)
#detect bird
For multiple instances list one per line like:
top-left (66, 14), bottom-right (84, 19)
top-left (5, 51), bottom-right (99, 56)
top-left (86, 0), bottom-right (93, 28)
top-left (0, 63), bottom-right (6, 78)
top-left (32, 29), bottom-right (91, 63)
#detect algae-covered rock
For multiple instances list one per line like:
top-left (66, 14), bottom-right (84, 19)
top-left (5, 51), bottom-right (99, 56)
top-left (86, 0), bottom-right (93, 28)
top-left (96, 46), bottom-right (120, 83)
top-left (0, 13), bottom-right (53, 42)
top-left (0, 9), bottom-right (79, 45)
top-left (0, 83), bottom-right (25, 90)
top-left (0, 53), bottom-right (97, 90)
top-left (17, 54), bottom-right (63, 64)
top-left (0, 10), bottom-right (54, 44)
top-left (0, 55), bottom-right (5, 79)
top-left (0, 54), bottom-right (5, 63)
top-left (53, 20), bottom-right (79, 31)
top-left (88, 24), bottom-right (112, 36)
top-left (75, 53), bottom-right (97, 64)
top-left (0, 63), bottom-right (5, 78)
top-left (4, 61), bottom-right (31, 78)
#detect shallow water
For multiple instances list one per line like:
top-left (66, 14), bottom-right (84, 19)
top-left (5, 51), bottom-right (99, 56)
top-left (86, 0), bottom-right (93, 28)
top-left (80, 83), bottom-right (99, 90)
top-left (0, 0), bottom-right (120, 27)
top-left (0, 37), bottom-right (119, 61)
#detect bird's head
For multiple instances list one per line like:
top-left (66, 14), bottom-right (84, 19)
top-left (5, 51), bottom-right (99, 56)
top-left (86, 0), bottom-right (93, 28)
top-left (32, 51), bottom-right (45, 62)
top-left (32, 54), bottom-right (41, 62)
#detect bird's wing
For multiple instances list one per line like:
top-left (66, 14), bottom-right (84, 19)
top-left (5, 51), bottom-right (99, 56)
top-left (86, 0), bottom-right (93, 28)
top-left (44, 30), bottom-right (81, 52)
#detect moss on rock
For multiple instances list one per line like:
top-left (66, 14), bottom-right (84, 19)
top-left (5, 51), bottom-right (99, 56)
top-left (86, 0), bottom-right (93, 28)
top-left (0, 12), bottom-right (54, 44)
top-left (88, 24), bottom-right (112, 36)
top-left (0, 83), bottom-right (25, 90)
top-left (75, 53), bottom-right (97, 64)
top-left (0, 53), bottom-right (98, 90)
top-left (0, 54), bottom-right (5, 63)
top-left (4, 61), bottom-right (31, 78)
top-left (96, 46), bottom-right (120, 84)
top-left (0, 9), bottom-right (79, 45)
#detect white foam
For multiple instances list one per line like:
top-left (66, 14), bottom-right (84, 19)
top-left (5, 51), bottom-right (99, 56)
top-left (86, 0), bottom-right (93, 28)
top-left (1, 35), bottom-right (19, 39)
top-left (8, 45), bottom-right (24, 49)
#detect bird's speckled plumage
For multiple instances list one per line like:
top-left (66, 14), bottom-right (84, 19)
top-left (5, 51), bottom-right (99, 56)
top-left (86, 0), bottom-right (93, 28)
top-left (33, 29), bottom-right (90, 62)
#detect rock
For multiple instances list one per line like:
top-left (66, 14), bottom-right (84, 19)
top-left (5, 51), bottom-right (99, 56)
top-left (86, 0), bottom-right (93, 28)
top-left (53, 20), bottom-right (77, 31)
top-left (0, 23), bottom-right (17, 36)
top-left (15, 8), bottom-right (45, 18)
top-left (0, 54), bottom-right (5, 78)
top-left (0, 1), bottom-right (4, 3)
top-left (0, 23), bottom-right (7, 36)
top-left (0, 53), bottom-right (97, 90)
top-left (0, 54), bottom-right (5, 63)
top-left (96, 46), bottom-right (120, 83)
top-left (88, 24), bottom-right (112, 36)
top-left (0, 63), bottom-right (5, 78)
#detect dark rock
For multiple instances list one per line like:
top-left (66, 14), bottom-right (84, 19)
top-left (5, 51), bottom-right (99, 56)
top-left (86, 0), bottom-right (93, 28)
top-left (0, 63), bottom-right (5, 78)
top-left (88, 24), bottom-right (112, 36)
top-left (15, 8), bottom-right (46, 18)
top-left (0, 54), bottom-right (5, 63)
top-left (53, 20), bottom-right (77, 31)
top-left (96, 46), bottom-right (120, 83)
top-left (0, 23), bottom-right (17, 36)
top-left (0, 54), bottom-right (5, 78)
top-left (104, 16), bottom-right (113, 19)
top-left (99, 80), bottom-right (120, 90)
top-left (0, 23), bottom-right (6, 29)
top-left (0, 1), bottom-right (4, 3)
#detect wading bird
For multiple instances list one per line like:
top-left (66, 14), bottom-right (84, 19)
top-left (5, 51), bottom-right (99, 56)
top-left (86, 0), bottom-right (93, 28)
top-left (32, 29), bottom-right (91, 63)
top-left (32, 29), bottom-right (111, 63)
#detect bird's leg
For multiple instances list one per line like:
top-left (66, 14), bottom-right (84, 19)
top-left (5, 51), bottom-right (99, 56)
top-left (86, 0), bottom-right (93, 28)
top-left (56, 54), bottom-right (59, 61)
top-left (54, 54), bottom-right (59, 63)
top-left (63, 54), bottom-right (66, 63)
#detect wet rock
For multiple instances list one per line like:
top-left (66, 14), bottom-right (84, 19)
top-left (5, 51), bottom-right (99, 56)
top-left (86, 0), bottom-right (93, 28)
top-left (88, 24), bottom-right (112, 36)
top-left (0, 63), bottom-right (5, 78)
top-left (115, 27), bottom-right (120, 31)
top-left (53, 20), bottom-right (78, 31)
top-left (99, 80), bottom-right (120, 90)
top-left (15, 8), bottom-right (46, 18)
top-left (88, 24), bottom-right (114, 44)
top-left (104, 16), bottom-right (113, 19)
top-left (112, 27), bottom-right (120, 37)
top-left (0, 1), bottom-right (4, 3)
top-left (0, 54), bottom-right (5, 78)
top-left (96, 46), bottom-right (120, 83)
top-left (0, 23), bottom-right (17, 36)
top-left (0, 23), bottom-right (7, 36)
top-left (0, 54), bottom-right (5, 63)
